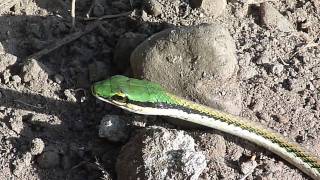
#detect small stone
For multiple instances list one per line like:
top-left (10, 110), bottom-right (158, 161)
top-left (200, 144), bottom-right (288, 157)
top-left (64, 89), bottom-right (77, 102)
top-left (9, 116), bottom-right (24, 134)
top-left (37, 150), bottom-right (60, 168)
top-left (190, 0), bottom-right (226, 17)
top-left (258, 112), bottom-right (271, 122)
top-left (30, 138), bottom-right (45, 155)
top-left (21, 59), bottom-right (49, 91)
top-left (252, 99), bottom-right (264, 112)
top-left (241, 160), bottom-right (258, 174)
top-left (239, 66), bottom-right (258, 80)
top-left (54, 74), bottom-right (64, 84)
top-left (284, 78), bottom-right (306, 92)
top-left (143, 0), bottom-right (163, 16)
top-left (256, 51), bottom-right (271, 65)
top-left (3, 69), bottom-right (11, 84)
top-left (274, 114), bottom-right (289, 124)
top-left (99, 115), bottom-right (129, 142)
top-left (11, 75), bottom-right (21, 84)
top-left (13, 152), bottom-right (32, 176)
top-left (0, 53), bottom-right (17, 72)
top-left (260, 2), bottom-right (295, 32)
top-left (271, 63), bottom-right (284, 76)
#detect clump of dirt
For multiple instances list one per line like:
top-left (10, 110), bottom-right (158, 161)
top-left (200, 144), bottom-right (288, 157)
top-left (0, 0), bottom-right (319, 179)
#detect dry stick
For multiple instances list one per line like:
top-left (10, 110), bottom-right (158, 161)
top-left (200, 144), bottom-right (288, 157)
top-left (27, 11), bottom-right (131, 60)
top-left (71, 0), bottom-right (76, 27)
top-left (86, 0), bottom-right (96, 18)
top-left (27, 21), bottom-right (101, 61)
top-left (83, 11), bottom-right (132, 21)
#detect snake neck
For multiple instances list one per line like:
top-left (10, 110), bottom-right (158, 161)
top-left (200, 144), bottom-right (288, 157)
top-left (166, 94), bottom-right (320, 180)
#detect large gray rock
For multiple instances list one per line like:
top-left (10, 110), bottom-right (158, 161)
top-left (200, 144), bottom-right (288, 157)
top-left (131, 24), bottom-right (242, 115)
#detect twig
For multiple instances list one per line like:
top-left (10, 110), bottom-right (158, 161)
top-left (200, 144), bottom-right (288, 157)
top-left (14, 99), bottom-right (45, 109)
top-left (71, 0), bottom-right (76, 27)
top-left (83, 11), bottom-right (132, 21)
top-left (27, 21), bottom-right (101, 60)
top-left (86, 0), bottom-right (96, 18)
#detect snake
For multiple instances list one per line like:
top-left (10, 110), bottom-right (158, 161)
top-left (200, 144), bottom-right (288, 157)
top-left (91, 75), bottom-right (320, 180)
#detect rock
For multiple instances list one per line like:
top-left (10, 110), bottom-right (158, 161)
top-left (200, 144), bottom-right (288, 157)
top-left (11, 75), bottom-right (21, 84)
top-left (12, 152), bottom-right (32, 176)
top-left (116, 126), bottom-right (206, 180)
top-left (2, 69), bottom-right (11, 84)
top-left (54, 74), bottom-right (64, 84)
top-left (21, 59), bottom-right (49, 91)
top-left (198, 133), bottom-right (226, 161)
top-left (190, 0), bottom-right (226, 17)
top-left (99, 115), bottom-right (130, 142)
top-left (239, 66), bottom-right (258, 80)
top-left (30, 138), bottom-right (45, 155)
top-left (131, 24), bottom-right (241, 115)
top-left (64, 89), bottom-right (77, 102)
top-left (271, 63), bottom-right (284, 76)
top-left (143, 0), bottom-right (163, 16)
top-left (0, 53), bottom-right (17, 72)
top-left (113, 32), bottom-right (147, 72)
top-left (240, 159), bottom-right (258, 174)
top-left (9, 116), bottom-right (24, 134)
top-left (260, 2), bottom-right (295, 32)
top-left (37, 150), bottom-right (60, 168)
top-left (284, 78), bottom-right (306, 92)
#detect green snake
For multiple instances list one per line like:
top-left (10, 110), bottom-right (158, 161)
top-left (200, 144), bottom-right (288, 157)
top-left (91, 75), bottom-right (320, 180)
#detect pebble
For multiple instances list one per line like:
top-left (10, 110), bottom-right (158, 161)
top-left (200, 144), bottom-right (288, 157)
top-left (3, 70), bottom-right (11, 84)
top-left (143, 0), bottom-right (163, 16)
top-left (260, 2), bottom-right (295, 32)
top-left (252, 99), bottom-right (264, 112)
top-left (64, 89), bottom-right (77, 102)
top-left (12, 152), bottom-right (32, 176)
top-left (30, 138), bottom-right (45, 155)
top-left (116, 126), bottom-right (206, 179)
top-left (274, 114), bottom-right (289, 124)
top-left (240, 160), bottom-right (258, 175)
top-left (0, 53), bottom-right (17, 72)
top-left (37, 150), bottom-right (60, 168)
top-left (271, 63), bottom-right (284, 76)
top-left (54, 74), bottom-right (64, 84)
top-left (11, 75), bottom-right (21, 84)
top-left (21, 59), bottom-right (49, 91)
top-left (9, 116), bottom-right (24, 134)
top-left (99, 115), bottom-right (129, 142)
top-left (189, 0), bottom-right (226, 17)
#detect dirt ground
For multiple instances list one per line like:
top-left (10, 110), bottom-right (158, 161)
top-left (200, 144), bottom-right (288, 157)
top-left (0, 0), bottom-right (319, 179)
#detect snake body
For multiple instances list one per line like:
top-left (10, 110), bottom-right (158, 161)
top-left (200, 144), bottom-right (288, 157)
top-left (92, 75), bottom-right (320, 180)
